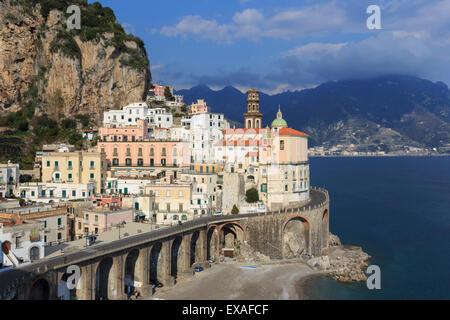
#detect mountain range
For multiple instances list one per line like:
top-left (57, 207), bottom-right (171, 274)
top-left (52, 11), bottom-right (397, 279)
top-left (176, 75), bottom-right (450, 153)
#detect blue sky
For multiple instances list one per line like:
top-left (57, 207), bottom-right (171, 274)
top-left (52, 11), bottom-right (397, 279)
top-left (92, 0), bottom-right (450, 93)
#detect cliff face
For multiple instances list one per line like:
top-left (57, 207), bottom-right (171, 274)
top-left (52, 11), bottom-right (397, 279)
top-left (0, 0), bottom-right (151, 123)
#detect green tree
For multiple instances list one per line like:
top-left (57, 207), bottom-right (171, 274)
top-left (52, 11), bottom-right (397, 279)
top-left (164, 87), bottom-right (174, 101)
top-left (231, 205), bottom-right (239, 214)
top-left (245, 188), bottom-right (259, 203)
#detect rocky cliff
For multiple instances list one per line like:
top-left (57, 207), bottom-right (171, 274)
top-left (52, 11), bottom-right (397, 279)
top-left (0, 0), bottom-right (151, 123)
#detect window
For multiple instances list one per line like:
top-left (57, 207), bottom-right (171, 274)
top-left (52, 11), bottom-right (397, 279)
top-left (90, 161), bottom-right (95, 169)
top-left (72, 190), bottom-right (76, 197)
top-left (95, 228), bottom-right (98, 234)
top-left (62, 190), bottom-right (67, 198)
top-left (58, 218), bottom-right (62, 226)
top-left (101, 148), bottom-right (105, 154)
top-left (113, 148), bottom-right (118, 156)
top-left (55, 161), bottom-right (59, 168)
top-left (138, 148), bottom-right (143, 156)
top-left (167, 204), bottom-right (171, 212)
top-left (166, 190), bottom-right (171, 197)
top-left (179, 190), bottom-right (183, 197)
top-left (90, 173), bottom-right (95, 180)
top-left (57, 233), bottom-right (62, 241)
top-left (30, 247), bottom-right (40, 262)
top-left (68, 161), bottom-right (72, 169)
top-left (261, 184), bottom-right (267, 193)
top-left (126, 148), bottom-right (131, 156)
top-left (161, 158), bottom-right (166, 166)
top-left (162, 148), bottom-right (166, 156)
top-left (78, 222), bottom-right (81, 230)
top-left (55, 173), bottom-right (60, 180)
top-left (137, 158), bottom-right (143, 167)
top-left (280, 140), bottom-right (285, 151)
top-left (95, 215), bottom-right (98, 224)
top-left (15, 236), bottom-right (22, 248)
top-left (68, 173), bottom-right (72, 181)
top-left (85, 214), bottom-right (89, 222)
top-left (285, 185), bottom-right (288, 192)
top-left (126, 158), bottom-right (132, 166)
top-left (150, 148), bottom-right (154, 156)
top-left (179, 204), bottom-right (183, 212)
top-left (113, 158), bottom-right (119, 166)
top-left (46, 161), bottom-right (50, 167)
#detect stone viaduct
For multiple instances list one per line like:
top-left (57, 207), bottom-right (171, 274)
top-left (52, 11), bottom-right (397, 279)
top-left (0, 188), bottom-right (329, 300)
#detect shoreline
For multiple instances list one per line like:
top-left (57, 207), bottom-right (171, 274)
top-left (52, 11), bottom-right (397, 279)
top-left (147, 260), bottom-right (324, 300)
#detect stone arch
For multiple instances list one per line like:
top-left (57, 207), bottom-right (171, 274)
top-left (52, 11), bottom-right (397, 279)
top-left (322, 210), bottom-right (329, 250)
top-left (58, 267), bottom-right (85, 300)
top-left (247, 119), bottom-right (252, 129)
top-left (29, 278), bottom-right (50, 300)
top-left (206, 225), bottom-right (219, 261)
top-left (149, 242), bottom-right (163, 284)
top-left (281, 215), bottom-right (311, 259)
top-left (190, 231), bottom-right (201, 267)
top-left (124, 249), bottom-right (143, 294)
top-left (170, 236), bottom-right (184, 279)
top-left (218, 222), bottom-right (246, 254)
top-left (95, 257), bottom-right (118, 300)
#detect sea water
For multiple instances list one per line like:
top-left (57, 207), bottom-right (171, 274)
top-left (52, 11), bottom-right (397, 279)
top-left (301, 156), bottom-right (450, 300)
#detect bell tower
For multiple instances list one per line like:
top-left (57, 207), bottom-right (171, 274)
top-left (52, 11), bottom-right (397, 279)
top-left (244, 89), bottom-right (263, 129)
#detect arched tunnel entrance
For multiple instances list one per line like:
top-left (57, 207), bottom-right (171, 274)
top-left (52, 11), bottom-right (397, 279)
top-left (29, 278), bottom-right (50, 300)
top-left (220, 223), bottom-right (245, 254)
top-left (149, 242), bottom-right (163, 284)
top-left (171, 236), bottom-right (184, 279)
top-left (206, 226), bottom-right (218, 261)
top-left (124, 249), bottom-right (142, 295)
top-left (282, 216), bottom-right (310, 259)
top-left (95, 257), bottom-right (117, 300)
top-left (190, 231), bottom-right (201, 267)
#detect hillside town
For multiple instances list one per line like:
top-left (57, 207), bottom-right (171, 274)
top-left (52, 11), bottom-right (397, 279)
top-left (0, 85), bottom-right (310, 274)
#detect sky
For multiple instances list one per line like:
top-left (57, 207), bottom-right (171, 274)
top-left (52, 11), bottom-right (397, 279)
top-left (92, 0), bottom-right (450, 94)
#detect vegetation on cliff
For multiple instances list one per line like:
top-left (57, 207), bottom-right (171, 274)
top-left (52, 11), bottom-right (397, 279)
top-left (0, 0), bottom-right (152, 168)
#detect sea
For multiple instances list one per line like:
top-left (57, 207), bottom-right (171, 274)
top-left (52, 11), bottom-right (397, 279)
top-left (300, 156), bottom-right (450, 300)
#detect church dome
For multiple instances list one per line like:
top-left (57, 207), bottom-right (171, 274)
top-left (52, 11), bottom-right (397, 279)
top-left (271, 106), bottom-right (288, 128)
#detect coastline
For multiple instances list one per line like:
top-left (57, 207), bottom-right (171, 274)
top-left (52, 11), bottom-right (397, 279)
top-left (147, 261), bottom-right (324, 300)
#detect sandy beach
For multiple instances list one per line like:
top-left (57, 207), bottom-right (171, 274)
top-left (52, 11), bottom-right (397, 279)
top-left (148, 261), bottom-right (323, 300)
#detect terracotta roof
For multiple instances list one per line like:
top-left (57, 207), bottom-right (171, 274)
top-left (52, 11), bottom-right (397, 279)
top-left (279, 127), bottom-right (309, 137)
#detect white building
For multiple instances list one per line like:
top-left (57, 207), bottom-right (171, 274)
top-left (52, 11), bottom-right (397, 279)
top-left (0, 162), bottom-right (20, 198)
top-left (105, 177), bottom-right (156, 196)
top-left (0, 220), bottom-right (45, 268)
top-left (16, 182), bottom-right (97, 204)
top-left (181, 113), bottom-right (230, 163)
top-left (103, 103), bottom-right (173, 129)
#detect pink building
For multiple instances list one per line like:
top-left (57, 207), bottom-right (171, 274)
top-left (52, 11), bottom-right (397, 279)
top-left (91, 195), bottom-right (123, 208)
top-left (189, 99), bottom-right (210, 115)
top-left (81, 207), bottom-right (134, 235)
top-left (100, 119), bottom-right (149, 142)
top-left (152, 84), bottom-right (173, 97)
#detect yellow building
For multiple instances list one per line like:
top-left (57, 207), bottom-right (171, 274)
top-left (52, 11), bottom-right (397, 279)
top-left (189, 163), bottom-right (223, 174)
top-left (42, 151), bottom-right (107, 193)
top-left (144, 182), bottom-right (192, 224)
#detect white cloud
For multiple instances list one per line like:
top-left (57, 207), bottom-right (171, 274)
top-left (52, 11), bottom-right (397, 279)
top-left (282, 42), bottom-right (348, 58)
top-left (160, 2), bottom-right (354, 43)
top-left (160, 15), bottom-right (232, 43)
